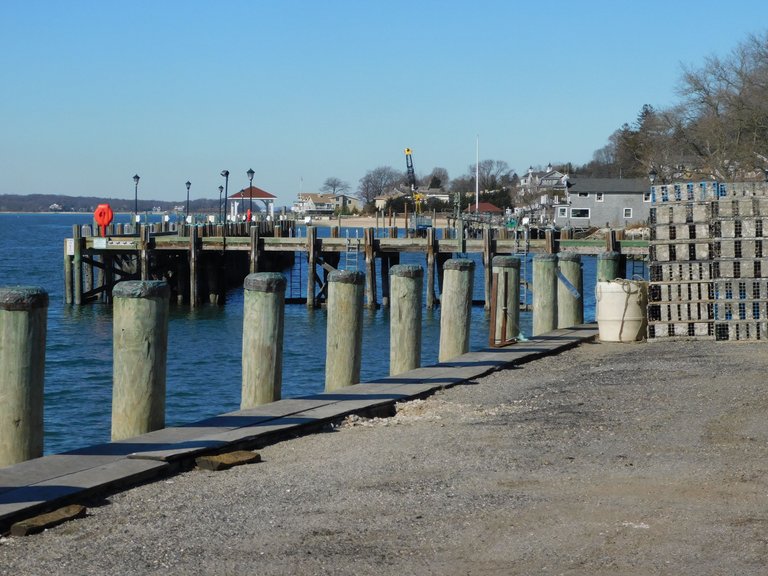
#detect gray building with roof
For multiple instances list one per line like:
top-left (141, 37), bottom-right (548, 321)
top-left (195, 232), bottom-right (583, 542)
top-left (553, 177), bottom-right (651, 228)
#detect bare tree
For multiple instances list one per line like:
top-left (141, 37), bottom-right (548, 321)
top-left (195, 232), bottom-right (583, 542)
top-left (320, 177), bottom-right (350, 195)
top-left (468, 159), bottom-right (515, 191)
top-left (427, 167), bottom-right (450, 188)
top-left (357, 166), bottom-right (403, 204)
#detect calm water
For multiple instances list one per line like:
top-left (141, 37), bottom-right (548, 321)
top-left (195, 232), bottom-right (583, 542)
top-left (0, 213), bottom-right (603, 455)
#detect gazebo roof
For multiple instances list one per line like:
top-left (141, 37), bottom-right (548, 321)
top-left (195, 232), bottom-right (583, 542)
top-left (230, 185), bottom-right (276, 200)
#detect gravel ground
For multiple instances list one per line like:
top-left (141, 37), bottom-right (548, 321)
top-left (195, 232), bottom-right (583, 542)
top-left (2, 339), bottom-right (768, 575)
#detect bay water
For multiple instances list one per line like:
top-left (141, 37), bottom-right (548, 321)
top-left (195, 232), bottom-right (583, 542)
top-left (0, 213), bottom-right (603, 455)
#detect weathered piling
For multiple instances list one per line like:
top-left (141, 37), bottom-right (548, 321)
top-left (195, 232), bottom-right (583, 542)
top-left (490, 256), bottom-right (520, 346)
top-left (364, 228), bottom-right (377, 309)
top-left (597, 251), bottom-right (622, 281)
top-left (0, 287), bottom-right (47, 466)
top-left (557, 252), bottom-right (583, 328)
top-left (389, 264), bottom-right (423, 375)
top-left (189, 226), bottom-right (200, 307)
top-left (325, 270), bottom-right (364, 392)
top-left (241, 273), bottom-right (285, 408)
top-left (306, 226), bottom-right (317, 308)
top-left (72, 224), bottom-right (83, 305)
top-left (533, 254), bottom-right (558, 336)
top-left (111, 281), bottom-right (169, 441)
top-left (438, 258), bottom-right (474, 362)
top-left (425, 227), bottom-right (437, 309)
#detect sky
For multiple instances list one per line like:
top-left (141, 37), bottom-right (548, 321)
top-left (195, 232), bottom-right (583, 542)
top-left (1, 0), bottom-right (766, 208)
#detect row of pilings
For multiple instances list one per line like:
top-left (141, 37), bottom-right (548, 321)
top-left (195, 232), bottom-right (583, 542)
top-left (0, 251), bottom-right (622, 467)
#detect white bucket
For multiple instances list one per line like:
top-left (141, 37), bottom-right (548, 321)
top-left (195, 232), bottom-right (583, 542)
top-left (596, 280), bottom-right (648, 342)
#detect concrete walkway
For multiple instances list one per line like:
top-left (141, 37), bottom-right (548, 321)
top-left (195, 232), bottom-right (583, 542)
top-left (0, 324), bottom-right (598, 533)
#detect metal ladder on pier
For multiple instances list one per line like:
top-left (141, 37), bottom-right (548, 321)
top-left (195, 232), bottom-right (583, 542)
top-left (344, 230), bottom-right (361, 271)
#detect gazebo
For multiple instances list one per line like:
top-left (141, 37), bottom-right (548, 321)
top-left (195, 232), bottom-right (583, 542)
top-left (230, 185), bottom-right (277, 219)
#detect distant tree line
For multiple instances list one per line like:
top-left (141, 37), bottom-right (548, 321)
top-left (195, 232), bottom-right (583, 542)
top-left (579, 31), bottom-right (768, 182)
top-left (0, 194), bottom-right (220, 213)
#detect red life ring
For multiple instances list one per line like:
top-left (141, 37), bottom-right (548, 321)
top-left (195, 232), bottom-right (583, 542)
top-left (94, 204), bottom-right (114, 237)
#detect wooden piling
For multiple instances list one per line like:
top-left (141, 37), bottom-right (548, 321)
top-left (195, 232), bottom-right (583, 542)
top-left (438, 258), bottom-right (474, 362)
top-left (72, 225), bottom-right (83, 305)
top-left (306, 226), bottom-right (317, 308)
top-left (189, 226), bottom-right (200, 307)
top-left (249, 226), bottom-right (260, 274)
top-left (597, 251), bottom-right (621, 281)
top-left (389, 264), bottom-right (423, 375)
top-left (533, 254), bottom-right (558, 336)
top-left (557, 252), bottom-right (583, 329)
top-left (490, 256), bottom-right (520, 346)
top-left (0, 287), bottom-right (47, 466)
top-left (380, 254), bottom-right (391, 308)
top-left (63, 239), bottom-right (73, 305)
top-left (364, 227), bottom-right (377, 309)
top-left (482, 228), bottom-right (494, 310)
top-left (426, 227), bottom-right (437, 310)
top-left (111, 281), bottom-right (169, 441)
top-left (241, 273), bottom-right (285, 408)
top-left (140, 225), bottom-right (150, 281)
top-left (325, 270), bottom-right (364, 392)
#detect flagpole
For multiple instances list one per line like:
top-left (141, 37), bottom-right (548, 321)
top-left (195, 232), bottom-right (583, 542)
top-left (475, 135), bottom-right (479, 213)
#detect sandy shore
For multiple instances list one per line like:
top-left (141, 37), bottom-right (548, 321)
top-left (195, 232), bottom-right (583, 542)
top-left (2, 339), bottom-right (767, 575)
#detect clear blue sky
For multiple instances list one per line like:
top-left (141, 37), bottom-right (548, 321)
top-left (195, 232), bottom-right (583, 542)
top-left (0, 0), bottom-right (765, 207)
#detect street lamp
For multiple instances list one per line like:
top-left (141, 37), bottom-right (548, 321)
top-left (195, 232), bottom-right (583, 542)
top-left (247, 168), bottom-right (255, 218)
top-left (133, 174), bottom-right (140, 222)
top-left (218, 185), bottom-right (224, 223)
top-left (185, 181), bottom-right (191, 222)
top-left (221, 170), bottom-right (229, 228)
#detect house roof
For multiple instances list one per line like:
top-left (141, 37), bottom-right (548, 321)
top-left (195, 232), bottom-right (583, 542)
top-left (567, 177), bottom-right (648, 194)
top-left (465, 201), bottom-right (503, 214)
top-left (230, 186), bottom-right (276, 200)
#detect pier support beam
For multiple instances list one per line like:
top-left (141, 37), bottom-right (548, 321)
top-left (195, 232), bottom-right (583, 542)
top-left (241, 273), bottom-right (285, 408)
top-left (557, 253), bottom-right (583, 329)
top-left (533, 254), bottom-right (558, 336)
top-left (490, 256), bottom-right (520, 346)
top-left (111, 281), bottom-right (169, 441)
top-left (439, 258), bottom-right (474, 362)
top-left (390, 265), bottom-right (423, 375)
top-left (325, 271), bottom-right (364, 392)
top-left (0, 287), bottom-right (47, 466)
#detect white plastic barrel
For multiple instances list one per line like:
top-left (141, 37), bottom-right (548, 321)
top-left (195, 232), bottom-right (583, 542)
top-left (596, 280), bottom-right (648, 342)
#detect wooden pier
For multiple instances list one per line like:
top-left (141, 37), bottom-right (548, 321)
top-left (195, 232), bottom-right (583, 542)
top-left (63, 220), bottom-right (649, 309)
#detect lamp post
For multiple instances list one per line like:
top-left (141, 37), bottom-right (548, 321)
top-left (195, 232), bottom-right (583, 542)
top-left (221, 170), bottom-right (229, 227)
top-left (218, 185), bottom-right (224, 223)
top-left (133, 174), bottom-right (140, 222)
top-left (247, 168), bottom-right (255, 218)
top-left (185, 181), bottom-right (191, 222)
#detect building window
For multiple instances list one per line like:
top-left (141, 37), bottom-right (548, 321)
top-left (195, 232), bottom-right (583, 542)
top-left (623, 208), bottom-right (633, 218)
top-left (571, 208), bottom-right (590, 218)
top-left (643, 191), bottom-right (652, 202)
top-left (595, 193), bottom-right (604, 202)
top-left (557, 207), bottom-right (567, 218)
top-left (577, 192), bottom-right (589, 198)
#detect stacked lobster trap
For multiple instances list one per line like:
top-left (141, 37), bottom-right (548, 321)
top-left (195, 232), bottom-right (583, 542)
top-left (648, 181), bottom-right (768, 340)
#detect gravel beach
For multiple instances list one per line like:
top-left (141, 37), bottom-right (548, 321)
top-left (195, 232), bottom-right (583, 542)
top-left (2, 339), bottom-right (767, 575)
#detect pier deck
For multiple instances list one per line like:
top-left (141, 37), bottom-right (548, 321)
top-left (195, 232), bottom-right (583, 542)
top-left (0, 324), bottom-right (597, 533)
